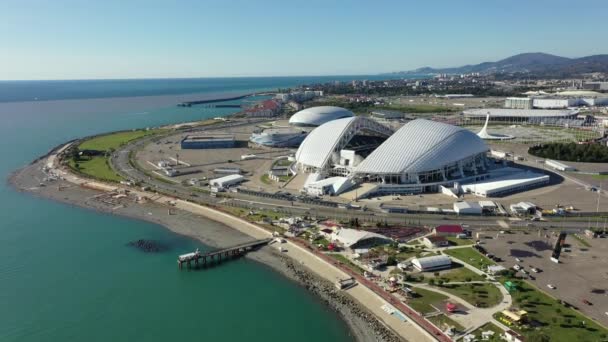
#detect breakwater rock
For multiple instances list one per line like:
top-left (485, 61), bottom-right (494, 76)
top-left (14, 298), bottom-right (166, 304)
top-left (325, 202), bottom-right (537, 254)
top-left (127, 239), bottom-right (168, 253)
top-left (278, 255), bottom-right (403, 342)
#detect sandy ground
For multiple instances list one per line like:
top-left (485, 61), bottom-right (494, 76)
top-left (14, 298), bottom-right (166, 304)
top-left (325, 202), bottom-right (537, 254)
top-left (9, 156), bottom-right (415, 342)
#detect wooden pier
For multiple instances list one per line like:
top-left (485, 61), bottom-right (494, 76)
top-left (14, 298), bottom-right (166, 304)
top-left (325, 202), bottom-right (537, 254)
top-left (177, 238), bottom-right (272, 270)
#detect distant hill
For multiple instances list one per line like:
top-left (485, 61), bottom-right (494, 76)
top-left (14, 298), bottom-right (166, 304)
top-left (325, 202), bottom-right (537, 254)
top-left (390, 53), bottom-right (608, 77)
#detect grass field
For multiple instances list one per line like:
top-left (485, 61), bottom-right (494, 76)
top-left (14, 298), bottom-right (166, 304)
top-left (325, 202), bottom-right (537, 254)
top-left (407, 287), bottom-right (448, 314)
top-left (497, 278), bottom-right (608, 342)
top-left (69, 156), bottom-right (122, 182)
top-left (443, 247), bottom-right (496, 271)
top-left (327, 253), bottom-right (366, 274)
top-left (427, 314), bottom-right (465, 332)
top-left (440, 283), bottom-right (503, 308)
top-left (435, 266), bottom-right (485, 283)
top-left (79, 129), bottom-right (162, 151)
top-left (446, 236), bottom-right (474, 246)
top-left (70, 129), bottom-right (165, 182)
top-left (470, 322), bottom-right (504, 341)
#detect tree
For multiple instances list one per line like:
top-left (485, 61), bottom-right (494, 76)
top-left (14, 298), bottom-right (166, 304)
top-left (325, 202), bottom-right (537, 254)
top-left (428, 279), bottom-right (435, 285)
top-left (465, 277), bottom-right (472, 282)
top-left (437, 279), bottom-right (444, 286)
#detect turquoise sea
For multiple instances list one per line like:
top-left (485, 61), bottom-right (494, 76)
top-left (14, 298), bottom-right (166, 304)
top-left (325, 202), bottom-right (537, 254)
top-left (0, 76), bottom-right (416, 342)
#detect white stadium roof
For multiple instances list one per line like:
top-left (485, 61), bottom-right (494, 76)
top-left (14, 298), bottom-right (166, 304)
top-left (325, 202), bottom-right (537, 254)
top-left (289, 106), bottom-right (354, 127)
top-left (295, 116), bottom-right (393, 169)
top-left (463, 108), bottom-right (577, 118)
top-left (355, 119), bottom-right (488, 174)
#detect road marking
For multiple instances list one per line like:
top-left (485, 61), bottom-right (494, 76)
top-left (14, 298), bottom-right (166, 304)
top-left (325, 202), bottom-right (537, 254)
top-left (497, 220), bottom-right (509, 228)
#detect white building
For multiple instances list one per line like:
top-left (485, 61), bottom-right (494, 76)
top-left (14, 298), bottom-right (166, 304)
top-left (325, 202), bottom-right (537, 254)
top-left (453, 201), bottom-right (483, 215)
top-left (510, 201), bottom-right (537, 215)
top-left (411, 255), bottom-right (452, 271)
top-left (331, 228), bottom-right (392, 250)
top-left (505, 97), bottom-right (533, 109)
top-left (533, 98), bottom-right (575, 109)
top-left (303, 176), bottom-right (355, 196)
top-left (461, 170), bottom-right (550, 197)
top-left (209, 174), bottom-right (245, 189)
top-left (545, 159), bottom-right (575, 171)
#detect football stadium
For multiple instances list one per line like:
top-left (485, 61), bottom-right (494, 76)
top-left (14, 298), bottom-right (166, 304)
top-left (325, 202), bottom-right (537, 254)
top-left (295, 118), bottom-right (549, 198)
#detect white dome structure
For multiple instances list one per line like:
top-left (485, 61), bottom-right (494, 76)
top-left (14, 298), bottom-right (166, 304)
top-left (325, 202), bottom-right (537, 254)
top-left (289, 106), bottom-right (354, 127)
top-left (355, 119), bottom-right (489, 175)
top-left (295, 116), bottom-right (394, 172)
top-left (297, 118), bottom-right (491, 196)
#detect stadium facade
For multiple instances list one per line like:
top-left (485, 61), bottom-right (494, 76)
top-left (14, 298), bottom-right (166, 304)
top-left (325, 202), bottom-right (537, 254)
top-left (296, 118), bottom-right (492, 195)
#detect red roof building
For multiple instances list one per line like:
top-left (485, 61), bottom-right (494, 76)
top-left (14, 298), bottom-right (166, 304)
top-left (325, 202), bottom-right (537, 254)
top-left (433, 225), bottom-right (463, 236)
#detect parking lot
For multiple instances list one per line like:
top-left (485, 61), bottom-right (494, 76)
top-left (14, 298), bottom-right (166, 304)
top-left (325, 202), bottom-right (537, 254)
top-left (479, 230), bottom-right (608, 326)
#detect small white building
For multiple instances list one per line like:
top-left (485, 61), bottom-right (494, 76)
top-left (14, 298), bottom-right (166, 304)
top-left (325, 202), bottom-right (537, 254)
top-left (412, 255), bottom-right (452, 272)
top-left (545, 159), bottom-right (575, 172)
top-left (209, 174), bottom-right (245, 189)
top-left (422, 236), bottom-right (449, 248)
top-left (490, 150), bottom-right (508, 159)
top-left (303, 177), bottom-right (355, 196)
top-left (478, 200), bottom-right (497, 210)
top-left (510, 201), bottom-right (537, 215)
top-left (454, 201), bottom-right (483, 215)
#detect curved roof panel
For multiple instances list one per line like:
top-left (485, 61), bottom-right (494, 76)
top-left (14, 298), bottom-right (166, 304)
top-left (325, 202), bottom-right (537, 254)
top-left (295, 117), bottom-right (393, 169)
top-left (289, 106), bottom-right (354, 127)
top-left (355, 119), bottom-right (489, 174)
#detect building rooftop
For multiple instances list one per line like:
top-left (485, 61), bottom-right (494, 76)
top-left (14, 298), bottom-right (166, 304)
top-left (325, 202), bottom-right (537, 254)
top-left (435, 225), bottom-right (464, 233)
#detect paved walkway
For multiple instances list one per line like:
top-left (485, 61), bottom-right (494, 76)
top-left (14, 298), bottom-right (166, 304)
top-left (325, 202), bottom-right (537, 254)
top-left (414, 281), bottom-right (512, 332)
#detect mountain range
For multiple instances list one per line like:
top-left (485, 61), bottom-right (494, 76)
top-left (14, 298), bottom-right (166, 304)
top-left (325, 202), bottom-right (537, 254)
top-left (390, 53), bottom-right (608, 77)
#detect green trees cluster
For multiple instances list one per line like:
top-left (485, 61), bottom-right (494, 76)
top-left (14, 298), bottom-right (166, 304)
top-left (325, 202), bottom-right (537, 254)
top-left (529, 142), bottom-right (608, 163)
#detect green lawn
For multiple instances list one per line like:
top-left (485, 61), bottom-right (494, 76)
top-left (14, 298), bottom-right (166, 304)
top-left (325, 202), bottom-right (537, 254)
top-left (435, 266), bottom-right (485, 283)
top-left (427, 314), bottom-right (465, 332)
top-left (444, 247), bottom-right (496, 271)
top-left (446, 236), bottom-right (474, 246)
top-left (69, 156), bottom-right (123, 182)
top-left (70, 129), bottom-right (165, 182)
top-left (440, 283), bottom-right (503, 308)
top-left (497, 278), bottom-right (608, 342)
top-left (327, 253), bottom-right (366, 274)
top-left (571, 234), bottom-right (591, 248)
top-left (470, 322), bottom-right (504, 342)
top-left (79, 129), bottom-right (162, 151)
top-left (407, 287), bottom-right (448, 314)
top-left (260, 174), bottom-right (271, 184)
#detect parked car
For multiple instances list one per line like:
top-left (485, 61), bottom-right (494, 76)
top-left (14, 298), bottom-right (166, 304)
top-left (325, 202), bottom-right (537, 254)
top-left (582, 299), bottom-right (592, 305)
top-left (516, 258), bottom-right (523, 262)
top-left (531, 267), bottom-right (540, 273)
top-left (547, 284), bottom-right (556, 289)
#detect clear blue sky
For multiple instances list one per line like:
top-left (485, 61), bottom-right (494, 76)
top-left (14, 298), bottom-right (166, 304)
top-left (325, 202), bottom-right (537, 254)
top-left (1, 0), bottom-right (607, 80)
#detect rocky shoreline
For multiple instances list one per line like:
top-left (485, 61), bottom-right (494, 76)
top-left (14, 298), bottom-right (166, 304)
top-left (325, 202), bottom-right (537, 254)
top-left (8, 159), bottom-right (404, 342)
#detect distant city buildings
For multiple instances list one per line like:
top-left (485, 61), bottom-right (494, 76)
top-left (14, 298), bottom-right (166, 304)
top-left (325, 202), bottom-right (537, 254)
top-left (275, 90), bottom-right (323, 103)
